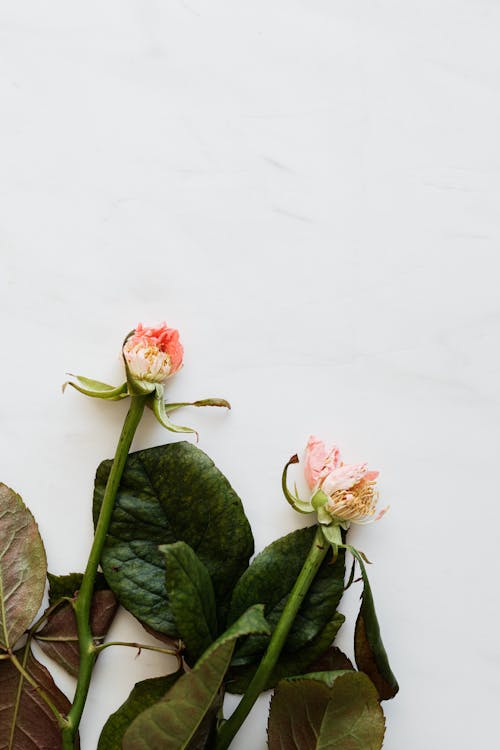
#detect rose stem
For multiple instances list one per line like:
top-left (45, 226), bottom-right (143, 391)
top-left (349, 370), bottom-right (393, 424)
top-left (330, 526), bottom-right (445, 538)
top-left (215, 525), bottom-right (328, 750)
top-left (61, 395), bottom-right (146, 749)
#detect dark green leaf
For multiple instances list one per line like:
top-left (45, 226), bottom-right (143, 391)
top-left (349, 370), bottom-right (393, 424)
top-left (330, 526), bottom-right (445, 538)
top-left (228, 527), bottom-right (345, 666)
top-left (47, 571), bottom-right (109, 605)
top-left (307, 645), bottom-right (354, 673)
top-left (351, 549), bottom-right (399, 700)
top-left (0, 648), bottom-right (76, 749)
top-left (227, 613), bottom-right (345, 694)
top-left (98, 672), bottom-right (182, 750)
top-left (93, 443), bottom-right (253, 637)
top-left (268, 671), bottom-right (385, 750)
top-left (0, 484), bottom-right (47, 650)
top-left (123, 605), bottom-right (269, 750)
top-left (35, 590), bottom-right (118, 677)
top-left (160, 542), bottom-right (217, 664)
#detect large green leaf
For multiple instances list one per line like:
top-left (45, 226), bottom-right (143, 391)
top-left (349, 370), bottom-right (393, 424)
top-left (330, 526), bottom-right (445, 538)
top-left (351, 549), bottom-right (399, 700)
top-left (228, 527), bottom-right (345, 666)
top-left (160, 542), bottom-right (217, 664)
top-left (93, 442), bottom-right (254, 637)
top-left (0, 484), bottom-right (47, 650)
top-left (123, 605), bottom-right (270, 750)
top-left (0, 648), bottom-right (75, 749)
top-left (268, 671), bottom-right (385, 750)
top-left (98, 672), bottom-right (182, 750)
top-left (227, 613), bottom-right (345, 694)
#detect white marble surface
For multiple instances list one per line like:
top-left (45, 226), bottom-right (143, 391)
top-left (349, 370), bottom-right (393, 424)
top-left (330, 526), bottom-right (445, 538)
top-left (1, 1), bottom-right (499, 747)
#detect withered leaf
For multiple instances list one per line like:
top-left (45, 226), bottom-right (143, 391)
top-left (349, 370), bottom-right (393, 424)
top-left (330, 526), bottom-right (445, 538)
top-left (0, 649), bottom-right (77, 749)
top-left (35, 590), bottom-right (118, 677)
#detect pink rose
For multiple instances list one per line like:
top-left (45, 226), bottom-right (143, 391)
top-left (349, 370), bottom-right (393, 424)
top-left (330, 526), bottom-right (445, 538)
top-left (123, 322), bottom-right (184, 383)
top-left (304, 436), bottom-right (385, 525)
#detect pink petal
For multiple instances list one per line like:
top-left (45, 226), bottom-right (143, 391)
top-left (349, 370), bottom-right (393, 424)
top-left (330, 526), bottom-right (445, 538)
top-left (303, 435), bottom-right (340, 490)
top-left (321, 462), bottom-right (369, 494)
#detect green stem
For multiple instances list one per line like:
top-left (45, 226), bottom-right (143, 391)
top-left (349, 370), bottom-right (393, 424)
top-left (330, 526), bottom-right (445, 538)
top-left (61, 396), bottom-right (146, 749)
top-left (215, 525), bottom-right (328, 750)
top-left (94, 640), bottom-right (179, 658)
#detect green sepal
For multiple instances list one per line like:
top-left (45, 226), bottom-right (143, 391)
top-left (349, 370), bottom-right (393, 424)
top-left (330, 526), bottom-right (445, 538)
top-left (127, 378), bottom-right (156, 396)
top-left (311, 489), bottom-right (329, 511)
top-left (165, 398), bottom-right (231, 413)
top-left (282, 455), bottom-right (314, 514)
top-left (63, 375), bottom-right (129, 400)
top-left (152, 385), bottom-right (199, 439)
top-left (320, 524), bottom-right (342, 561)
top-left (344, 556), bottom-right (357, 591)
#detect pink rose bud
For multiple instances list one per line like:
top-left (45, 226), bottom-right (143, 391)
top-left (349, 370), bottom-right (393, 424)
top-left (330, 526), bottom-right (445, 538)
top-left (123, 322), bottom-right (184, 384)
top-left (304, 436), bottom-right (386, 525)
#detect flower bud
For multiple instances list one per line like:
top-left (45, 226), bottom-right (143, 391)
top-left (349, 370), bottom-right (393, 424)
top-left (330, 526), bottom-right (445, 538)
top-left (123, 322), bottom-right (183, 384)
top-left (304, 436), bottom-right (386, 526)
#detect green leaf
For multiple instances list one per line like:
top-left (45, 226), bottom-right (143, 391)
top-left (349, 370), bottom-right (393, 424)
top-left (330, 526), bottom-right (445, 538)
top-left (46, 571), bottom-right (109, 605)
top-left (93, 442), bottom-right (254, 637)
top-left (98, 672), bottom-right (182, 750)
top-left (35, 589), bottom-right (118, 677)
top-left (0, 484), bottom-right (47, 650)
top-left (160, 542), bottom-right (217, 664)
top-left (228, 527), bottom-right (345, 666)
top-left (227, 613), bottom-right (345, 694)
top-left (268, 671), bottom-right (385, 750)
top-left (351, 549), bottom-right (399, 700)
top-left (0, 648), bottom-right (76, 749)
top-left (123, 605), bottom-right (269, 750)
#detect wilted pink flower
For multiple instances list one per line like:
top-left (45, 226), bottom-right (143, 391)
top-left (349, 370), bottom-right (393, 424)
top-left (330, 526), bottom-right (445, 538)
top-left (303, 435), bottom-right (341, 489)
top-left (304, 436), bottom-right (385, 525)
top-left (123, 322), bottom-right (183, 383)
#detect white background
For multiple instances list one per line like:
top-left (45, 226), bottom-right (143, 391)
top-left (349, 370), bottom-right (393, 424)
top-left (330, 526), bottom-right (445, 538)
top-left (1, 1), bottom-right (499, 748)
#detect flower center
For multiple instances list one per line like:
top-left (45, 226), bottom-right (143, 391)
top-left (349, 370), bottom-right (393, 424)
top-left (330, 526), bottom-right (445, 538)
top-left (326, 479), bottom-right (379, 523)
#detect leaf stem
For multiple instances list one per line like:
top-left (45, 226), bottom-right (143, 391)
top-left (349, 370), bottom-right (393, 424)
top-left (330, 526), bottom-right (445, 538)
top-left (30, 597), bottom-right (71, 636)
top-left (215, 525), bottom-right (328, 750)
top-left (94, 640), bottom-right (180, 659)
top-left (9, 651), bottom-right (68, 729)
top-left (61, 395), bottom-right (146, 749)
